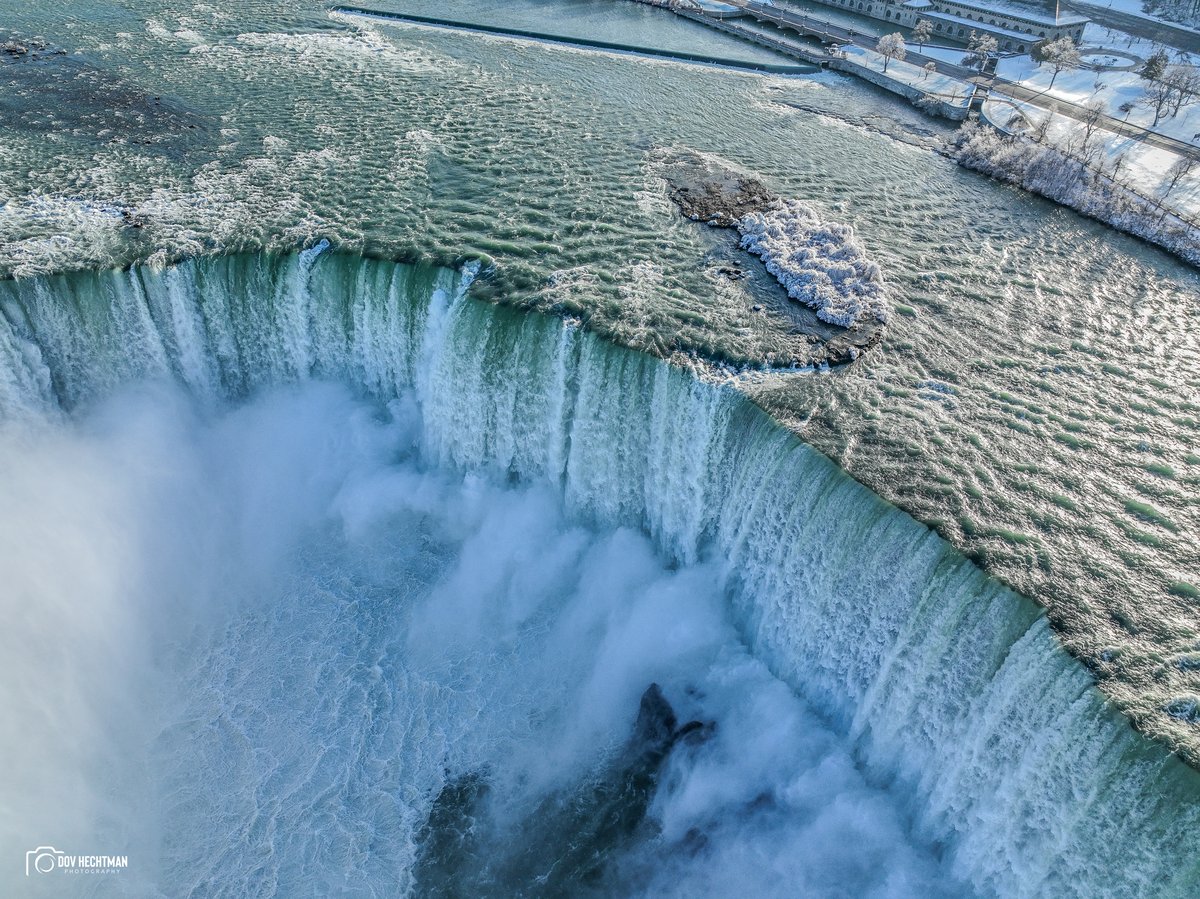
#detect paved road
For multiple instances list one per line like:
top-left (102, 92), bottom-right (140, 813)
top-left (983, 74), bottom-right (1200, 158)
top-left (1061, 1), bottom-right (1200, 53)
top-left (715, 0), bottom-right (1200, 159)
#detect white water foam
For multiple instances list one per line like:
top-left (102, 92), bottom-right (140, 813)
top-left (0, 381), bottom-right (965, 897)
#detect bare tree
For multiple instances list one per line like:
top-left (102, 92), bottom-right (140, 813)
top-left (1163, 64), bottom-right (1200, 118)
top-left (1080, 98), bottom-right (1106, 143)
top-left (876, 33), bottom-right (907, 74)
top-left (1109, 150), bottom-right (1129, 182)
top-left (1004, 108), bottom-right (1031, 133)
top-left (1160, 155), bottom-right (1197, 202)
top-left (923, 60), bottom-right (936, 81)
top-left (912, 19), bottom-right (933, 52)
top-left (1077, 98), bottom-right (1107, 163)
top-left (1033, 36), bottom-right (1081, 88)
top-left (1141, 76), bottom-right (1177, 126)
top-left (1033, 102), bottom-right (1058, 142)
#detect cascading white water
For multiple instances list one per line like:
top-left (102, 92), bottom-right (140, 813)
top-left (0, 249), bottom-right (1195, 897)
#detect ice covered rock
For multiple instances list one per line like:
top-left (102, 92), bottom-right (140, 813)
top-left (737, 198), bottom-right (889, 328)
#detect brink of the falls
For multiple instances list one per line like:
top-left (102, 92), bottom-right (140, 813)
top-left (0, 250), bottom-right (1196, 898)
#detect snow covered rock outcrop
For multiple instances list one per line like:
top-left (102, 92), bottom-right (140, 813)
top-left (737, 199), bottom-right (889, 328)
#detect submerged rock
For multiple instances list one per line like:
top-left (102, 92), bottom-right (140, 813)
top-left (413, 683), bottom-right (713, 895)
top-left (0, 33), bottom-right (209, 150)
top-left (1165, 696), bottom-right (1200, 723)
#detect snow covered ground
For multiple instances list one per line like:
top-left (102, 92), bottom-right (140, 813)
top-left (1082, 0), bottom-right (1200, 35)
top-left (983, 23), bottom-right (1200, 219)
top-left (983, 95), bottom-right (1200, 219)
top-left (997, 53), bottom-right (1200, 146)
top-left (840, 43), bottom-right (971, 107)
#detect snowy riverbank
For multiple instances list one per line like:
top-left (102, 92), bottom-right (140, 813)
top-left (952, 123), bottom-right (1200, 265)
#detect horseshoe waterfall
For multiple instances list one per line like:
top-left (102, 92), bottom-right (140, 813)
top-left (0, 250), bottom-right (1194, 897)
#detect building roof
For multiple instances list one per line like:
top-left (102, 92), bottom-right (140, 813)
top-left (938, 1), bottom-right (1088, 27)
top-left (925, 9), bottom-right (1048, 43)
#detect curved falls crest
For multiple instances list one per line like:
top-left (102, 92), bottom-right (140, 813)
top-left (0, 248), bottom-right (1196, 897)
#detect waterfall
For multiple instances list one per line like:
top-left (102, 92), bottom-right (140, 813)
top-left (0, 249), bottom-right (1195, 897)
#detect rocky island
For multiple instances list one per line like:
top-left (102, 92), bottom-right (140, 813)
top-left (661, 149), bottom-right (888, 366)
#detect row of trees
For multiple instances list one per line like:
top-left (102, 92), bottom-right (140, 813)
top-left (868, 14), bottom-right (1200, 211)
top-left (855, 7), bottom-right (1200, 217)
top-left (953, 122), bottom-right (1200, 269)
top-left (1141, 66), bottom-right (1200, 125)
top-left (872, 22), bottom-right (1200, 134)
top-left (875, 24), bottom-right (1053, 79)
top-left (1142, 0), bottom-right (1200, 28)
top-left (875, 24), bottom-right (996, 75)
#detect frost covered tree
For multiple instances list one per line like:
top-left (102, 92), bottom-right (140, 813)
top-left (876, 33), bottom-right (906, 73)
top-left (923, 61), bottom-right (936, 80)
top-left (961, 32), bottom-right (999, 72)
top-left (1143, 1), bottom-right (1200, 28)
top-left (1033, 36), bottom-right (1081, 88)
top-left (1141, 49), bottom-right (1170, 82)
top-left (912, 19), bottom-right (933, 51)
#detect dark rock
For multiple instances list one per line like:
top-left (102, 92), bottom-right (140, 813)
top-left (660, 149), bottom-right (777, 228)
top-left (675, 719), bottom-right (716, 749)
top-left (413, 684), bottom-right (715, 895)
top-left (630, 682), bottom-right (678, 762)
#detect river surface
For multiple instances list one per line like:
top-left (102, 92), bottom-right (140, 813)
top-left (1, 1), bottom-right (1198, 895)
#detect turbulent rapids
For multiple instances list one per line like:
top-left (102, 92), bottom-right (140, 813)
top-left (0, 250), bottom-right (1196, 897)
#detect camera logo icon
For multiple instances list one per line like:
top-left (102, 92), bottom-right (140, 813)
top-left (25, 846), bottom-right (63, 876)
